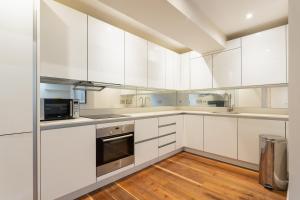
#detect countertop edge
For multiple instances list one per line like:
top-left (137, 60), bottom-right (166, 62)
top-left (40, 112), bottom-right (288, 131)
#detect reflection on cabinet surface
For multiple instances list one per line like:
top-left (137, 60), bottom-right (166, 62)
top-left (190, 55), bottom-right (213, 89)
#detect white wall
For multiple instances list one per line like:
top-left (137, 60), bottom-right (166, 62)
top-left (288, 0), bottom-right (300, 199)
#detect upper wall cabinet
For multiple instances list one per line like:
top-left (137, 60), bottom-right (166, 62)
top-left (242, 25), bottom-right (287, 86)
top-left (40, 0), bottom-right (87, 81)
top-left (88, 16), bottom-right (124, 85)
top-left (180, 53), bottom-right (191, 90)
top-left (148, 42), bottom-right (166, 89)
top-left (165, 50), bottom-right (180, 90)
top-left (125, 32), bottom-right (148, 87)
top-left (0, 0), bottom-right (33, 135)
top-left (213, 48), bottom-right (242, 88)
top-left (190, 55), bottom-right (213, 89)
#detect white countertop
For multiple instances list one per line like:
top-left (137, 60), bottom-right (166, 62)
top-left (40, 110), bottom-right (288, 130)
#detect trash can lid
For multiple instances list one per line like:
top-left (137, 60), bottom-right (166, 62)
top-left (259, 134), bottom-right (286, 142)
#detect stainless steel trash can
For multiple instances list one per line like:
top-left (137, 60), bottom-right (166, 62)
top-left (259, 135), bottom-right (288, 190)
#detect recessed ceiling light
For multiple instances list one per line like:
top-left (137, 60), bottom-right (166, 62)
top-left (246, 13), bottom-right (253, 19)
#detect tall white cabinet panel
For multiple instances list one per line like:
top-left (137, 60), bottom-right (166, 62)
top-left (238, 119), bottom-right (285, 164)
top-left (190, 55), bottom-right (213, 89)
top-left (165, 50), bottom-right (180, 90)
top-left (213, 48), bottom-right (241, 88)
top-left (176, 115), bottom-right (184, 149)
top-left (41, 126), bottom-right (96, 200)
top-left (0, 133), bottom-right (33, 200)
top-left (242, 25), bottom-right (287, 86)
top-left (204, 116), bottom-right (237, 159)
top-left (88, 16), bottom-right (124, 84)
top-left (0, 0), bottom-right (33, 135)
top-left (184, 115), bottom-right (204, 151)
top-left (180, 52), bottom-right (190, 90)
top-left (40, 0), bottom-right (87, 80)
top-left (148, 42), bottom-right (166, 88)
top-left (125, 32), bottom-right (148, 87)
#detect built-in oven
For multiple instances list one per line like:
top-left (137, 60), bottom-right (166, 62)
top-left (96, 123), bottom-right (134, 177)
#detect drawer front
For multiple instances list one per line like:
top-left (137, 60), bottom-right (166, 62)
top-left (159, 116), bottom-right (177, 126)
top-left (135, 139), bottom-right (158, 166)
top-left (159, 134), bottom-right (176, 146)
top-left (135, 118), bottom-right (158, 142)
top-left (159, 143), bottom-right (176, 156)
top-left (159, 124), bottom-right (176, 136)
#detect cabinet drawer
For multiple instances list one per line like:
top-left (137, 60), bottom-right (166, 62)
top-left (135, 139), bottom-right (158, 166)
top-left (135, 118), bottom-right (158, 142)
top-left (159, 134), bottom-right (176, 146)
top-left (159, 116), bottom-right (177, 126)
top-left (159, 143), bottom-right (176, 156)
top-left (159, 124), bottom-right (176, 136)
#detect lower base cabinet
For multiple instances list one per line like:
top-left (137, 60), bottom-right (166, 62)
top-left (0, 133), bottom-right (33, 200)
top-left (184, 115), bottom-right (204, 151)
top-left (238, 118), bottom-right (286, 164)
top-left (135, 139), bottom-right (158, 165)
top-left (204, 116), bottom-right (238, 159)
top-left (41, 125), bottom-right (96, 200)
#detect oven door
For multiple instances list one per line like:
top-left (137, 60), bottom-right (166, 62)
top-left (96, 133), bottom-right (134, 177)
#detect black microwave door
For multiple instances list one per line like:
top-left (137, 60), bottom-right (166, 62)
top-left (44, 99), bottom-right (72, 120)
top-left (96, 135), bottom-right (134, 166)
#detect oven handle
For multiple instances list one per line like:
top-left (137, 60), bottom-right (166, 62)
top-left (102, 134), bottom-right (133, 142)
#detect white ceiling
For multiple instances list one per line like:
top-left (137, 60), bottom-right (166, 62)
top-left (56, 0), bottom-right (288, 53)
top-left (186, 0), bottom-right (288, 39)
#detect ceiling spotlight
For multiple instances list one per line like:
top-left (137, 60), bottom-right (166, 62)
top-left (246, 13), bottom-right (253, 19)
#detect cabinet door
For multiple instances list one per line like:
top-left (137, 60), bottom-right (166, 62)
top-left (88, 16), bottom-right (124, 84)
top-left (135, 139), bottom-right (158, 165)
top-left (242, 25), bottom-right (287, 86)
top-left (190, 55), bottom-right (213, 89)
top-left (165, 50), bottom-right (180, 90)
top-left (213, 48), bottom-right (241, 88)
top-left (41, 126), bottom-right (96, 200)
top-left (180, 52), bottom-right (190, 90)
top-left (125, 32), bottom-right (148, 87)
top-left (175, 115), bottom-right (184, 149)
top-left (0, 133), bottom-right (33, 200)
top-left (204, 116), bottom-right (237, 159)
top-left (238, 118), bottom-right (285, 164)
top-left (135, 118), bottom-right (158, 142)
top-left (184, 115), bottom-right (204, 151)
top-left (148, 42), bottom-right (166, 89)
top-left (40, 0), bottom-right (87, 81)
top-left (0, 0), bottom-right (33, 135)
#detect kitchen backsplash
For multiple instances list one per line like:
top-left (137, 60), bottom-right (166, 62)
top-left (40, 83), bottom-right (288, 109)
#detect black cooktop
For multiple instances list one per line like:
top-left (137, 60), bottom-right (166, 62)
top-left (81, 114), bottom-right (129, 119)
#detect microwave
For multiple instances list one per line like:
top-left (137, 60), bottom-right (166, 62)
top-left (40, 98), bottom-right (80, 121)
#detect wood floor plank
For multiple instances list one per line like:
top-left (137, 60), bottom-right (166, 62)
top-left (77, 152), bottom-right (286, 200)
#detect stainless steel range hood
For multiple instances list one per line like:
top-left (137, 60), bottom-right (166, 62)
top-left (40, 77), bottom-right (122, 92)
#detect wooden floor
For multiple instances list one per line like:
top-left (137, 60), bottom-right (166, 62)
top-left (78, 152), bottom-right (286, 200)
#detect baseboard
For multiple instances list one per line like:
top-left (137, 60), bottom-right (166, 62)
top-left (183, 147), bottom-right (259, 171)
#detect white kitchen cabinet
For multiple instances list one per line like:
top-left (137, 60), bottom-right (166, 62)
top-left (165, 50), bottom-right (180, 90)
top-left (41, 125), bottom-right (96, 200)
top-left (40, 0), bottom-right (87, 80)
top-left (125, 32), bottom-right (148, 87)
top-left (242, 25), bottom-right (287, 86)
top-left (0, 133), bottom-right (33, 200)
top-left (0, 0), bottom-right (33, 136)
top-left (176, 115), bottom-right (184, 149)
top-left (148, 42), bottom-right (166, 88)
top-left (184, 115), bottom-right (204, 151)
top-left (135, 118), bottom-right (158, 142)
top-left (238, 118), bottom-right (285, 164)
top-left (213, 48), bottom-right (241, 88)
top-left (190, 55), bottom-right (213, 89)
top-left (180, 52), bottom-right (190, 90)
top-left (223, 38), bottom-right (241, 51)
top-left (88, 16), bottom-right (124, 84)
top-left (135, 139), bottom-right (158, 165)
top-left (204, 116), bottom-right (237, 159)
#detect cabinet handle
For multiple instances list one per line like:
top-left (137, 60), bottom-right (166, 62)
top-left (102, 134), bottom-right (133, 142)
